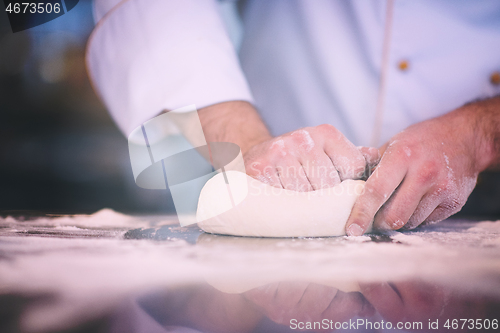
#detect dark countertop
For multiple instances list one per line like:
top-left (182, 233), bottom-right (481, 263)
top-left (1, 210), bottom-right (499, 333)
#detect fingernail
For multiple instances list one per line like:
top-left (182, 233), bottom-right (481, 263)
top-left (347, 224), bottom-right (364, 236)
top-left (384, 219), bottom-right (404, 230)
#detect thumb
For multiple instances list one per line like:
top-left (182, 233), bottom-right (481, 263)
top-left (357, 146), bottom-right (380, 178)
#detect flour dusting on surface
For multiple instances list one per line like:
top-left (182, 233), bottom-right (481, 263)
top-left (1, 213), bottom-right (500, 332)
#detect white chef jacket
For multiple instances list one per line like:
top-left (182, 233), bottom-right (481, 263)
top-left (86, 0), bottom-right (500, 147)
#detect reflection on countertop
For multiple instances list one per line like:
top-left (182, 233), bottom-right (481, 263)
top-left (0, 210), bottom-right (499, 332)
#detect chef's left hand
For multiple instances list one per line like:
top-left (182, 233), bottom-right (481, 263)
top-left (346, 97), bottom-right (500, 235)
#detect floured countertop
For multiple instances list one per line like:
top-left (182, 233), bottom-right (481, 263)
top-left (0, 210), bottom-right (499, 333)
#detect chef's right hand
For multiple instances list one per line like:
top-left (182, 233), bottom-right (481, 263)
top-left (359, 281), bottom-right (448, 325)
top-left (244, 124), bottom-right (379, 191)
top-left (244, 281), bottom-right (373, 329)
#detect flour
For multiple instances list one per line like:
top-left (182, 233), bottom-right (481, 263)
top-left (1, 214), bottom-right (500, 332)
top-left (291, 129), bottom-right (315, 152)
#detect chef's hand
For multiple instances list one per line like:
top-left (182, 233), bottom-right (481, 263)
top-left (244, 282), bottom-right (373, 329)
top-left (244, 124), bottom-right (380, 191)
top-left (359, 281), bottom-right (447, 325)
top-left (346, 97), bottom-right (500, 235)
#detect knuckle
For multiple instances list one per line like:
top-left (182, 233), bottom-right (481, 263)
top-left (316, 123), bottom-right (334, 132)
top-left (288, 129), bottom-right (316, 153)
top-left (288, 129), bottom-right (306, 142)
top-left (269, 138), bottom-right (285, 150)
top-left (389, 141), bottom-right (414, 161)
top-left (441, 197), bottom-right (466, 214)
top-left (415, 160), bottom-right (439, 184)
top-left (317, 123), bottom-right (340, 137)
top-left (397, 148), bottom-right (412, 162)
top-left (247, 161), bottom-right (272, 178)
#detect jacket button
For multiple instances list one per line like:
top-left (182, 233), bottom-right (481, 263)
top-left (397, 60), bottom-right (409, 71)
top-left (491, 71), bottom-right (500, 86)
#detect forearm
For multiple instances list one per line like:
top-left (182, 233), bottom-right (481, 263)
top-left (198, 101), bottom-right (272, 155)
top-left (458, 96), bottom-right (500, 171)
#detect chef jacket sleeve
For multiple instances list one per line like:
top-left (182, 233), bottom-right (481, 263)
top-left (86, 0), bottom-right (254, 136)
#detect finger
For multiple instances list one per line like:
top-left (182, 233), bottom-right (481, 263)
top-left (326, 147), bottom-right (366, 181)
top-left (265, 283), bottom-right (337, 324)
top-left (251, 282), bottom-right (309, 324)
top-left (277, 157), bottom-right (314, 192)
top-left (422, 176), bottom-right (476, 225)
top-left (359, 282), bottom-right (405, 323)
top-left (317, 125), bottom-right (367, 181)
top-left (243, 283), bottom-right (279, 308)
top-left (357, 146), bottom-right (381, 179)
top-left (273, 281), bottom-right (310, 309)
top-left (346, 151), bottom-right (408, 236)
top-left (422, 205), bottom-right (458, 226)
top-left (376, 157), bottom-right (443, 230)
top-left (392, 281), bottom-right (447, 321)
top-left (378, 141), bottom-right (390, 156)
top-left (357, 146), bottom-right (381, 169)
top-left (296, 283), bottom-right (338, 318)
top-left (246, 161), bottom-right (283, 188)
top-left (322, 290), bottom-right (368, 323)
top-left (404, 193), bottom-right (441, 229)
top-left (374, 168), bottom-right (434, 230)
top-left (300, 152), bottom-right (341, 190)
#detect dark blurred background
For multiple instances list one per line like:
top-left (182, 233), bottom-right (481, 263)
top-left (0, 0), bottom-right (174, 214)
top-left (0, 0), bottom-right (498, 218)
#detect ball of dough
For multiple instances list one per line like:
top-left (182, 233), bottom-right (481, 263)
top-left (197, 171), bottom-right (371, 237)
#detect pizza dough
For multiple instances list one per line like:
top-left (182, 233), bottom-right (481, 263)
top-left (196, 171), bottom-right (371, 237)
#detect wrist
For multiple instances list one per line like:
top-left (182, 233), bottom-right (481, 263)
top-left (455, 96), bottom-right (500, 172)
top-left (198, 101), bottom-right (272, 155)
